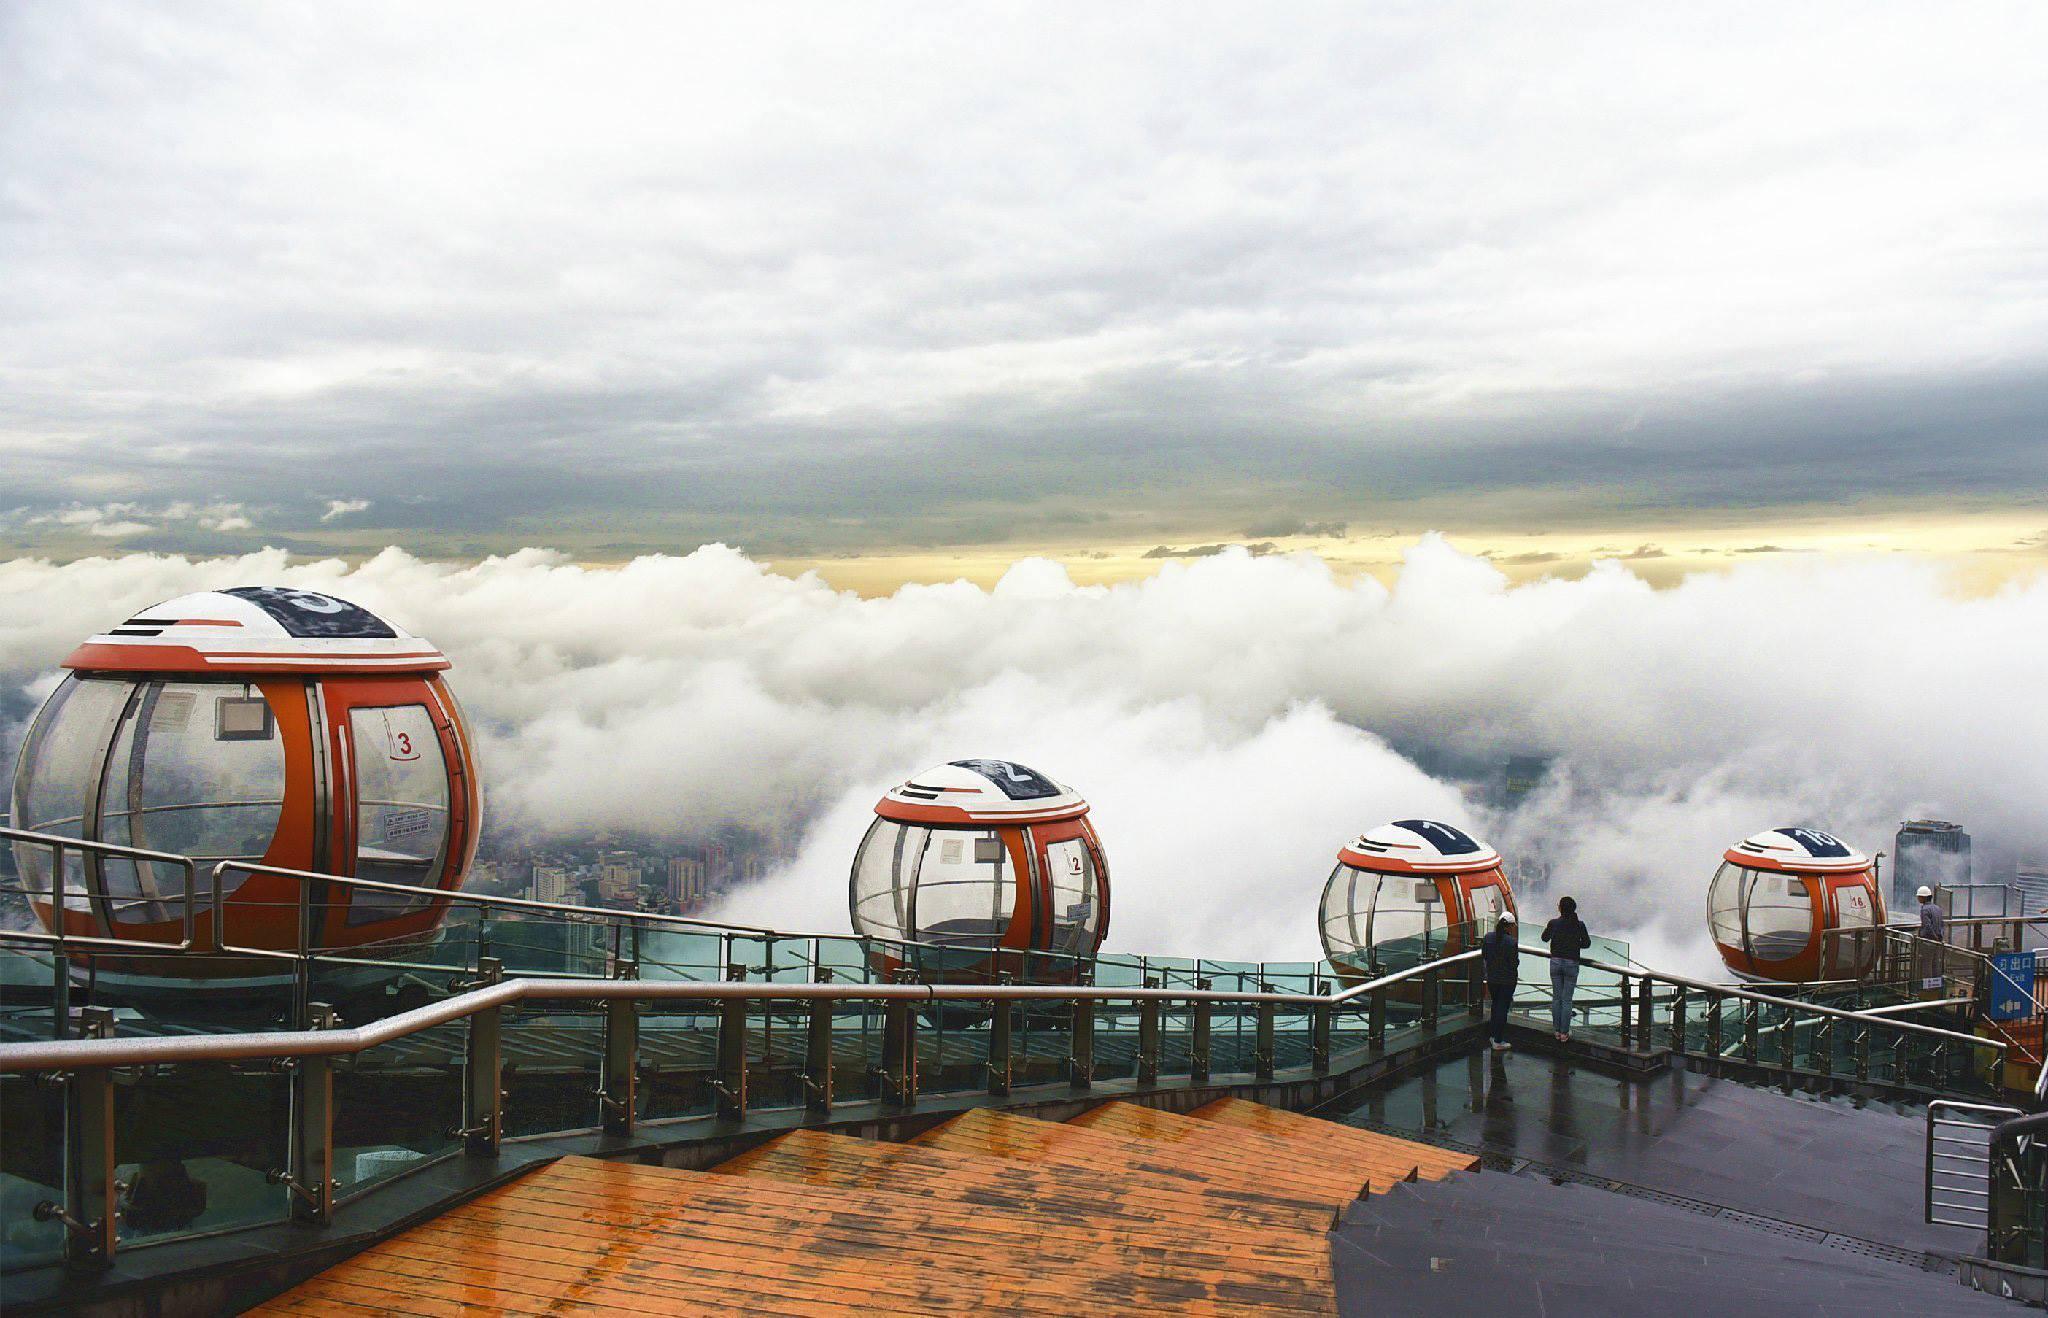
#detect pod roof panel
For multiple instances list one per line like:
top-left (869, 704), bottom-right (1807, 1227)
top-left (1339, 818), bottom-right (1502, 873)
top-left (64, 588), bottom-right (450, 675)
top-left (876, 759), bottom-right (1090, 824)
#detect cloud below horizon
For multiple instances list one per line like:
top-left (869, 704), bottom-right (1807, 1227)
top-left (4, 537), bottom-right (2044, 975)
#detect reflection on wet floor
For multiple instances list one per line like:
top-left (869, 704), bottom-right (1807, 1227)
top-left (1331, 1045), bottom-right (1977, 1255)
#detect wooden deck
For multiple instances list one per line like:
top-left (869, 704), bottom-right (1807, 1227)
top-left (251, 1100), bottom-right (1477, 1315)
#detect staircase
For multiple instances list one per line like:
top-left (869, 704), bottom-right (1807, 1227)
top-left (249, 1098), bottom-right (1475, 1315)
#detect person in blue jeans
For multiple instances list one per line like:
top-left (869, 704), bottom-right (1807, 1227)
top-left (1542, 896), bottom-right (1591, 1042)
top-left (1479, 911), bottom-right (1520, 1051)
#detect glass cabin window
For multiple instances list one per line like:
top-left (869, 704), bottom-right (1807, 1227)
top-left (851, 819), bottom-right (921, 944)
top-left (1708, 862), bottom-right (1745, 948)
top-left (912, 828), bottom-right (1015, 947)
top-left (1045, 837), bottom-right (1099, 956)
top-left (10, 676), bottom-right (131, 912)
top-left (1827, 880), bottom-right (1879, 976)
top-left (347, 705), bottom-right (449, 924)
top-left (1319, 865), bottom-right (1373, 966)
top-left (1370, 874), bottom-right (1443, 960)
top-left (1744, 870), bottom-right (1811, 962)
top-left (1468, 881), bottom-right (1506, 930)
top-left (98, 682), bottom-right (286, 923)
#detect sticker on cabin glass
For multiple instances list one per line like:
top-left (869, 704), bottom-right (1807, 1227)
top-left (974, 836), bottom-right (1003, 863)
top-left (1415, 881), bottom-right (1439, 902)
top-left (940, 837), bottom-right (963, 864)
top-left (154, 689), bottom-right (195, 730)
top-left (383, 807), bottom-right (433, 841)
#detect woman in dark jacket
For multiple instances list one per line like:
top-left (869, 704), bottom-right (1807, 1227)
top-left (1541, 897), bottom-right (1590, 1042)
top-left (1480, 912), bottom-right (1520, 1050)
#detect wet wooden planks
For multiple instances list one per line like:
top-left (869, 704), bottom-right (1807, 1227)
top-left (251, 1099), bottom-right (1472, 1315)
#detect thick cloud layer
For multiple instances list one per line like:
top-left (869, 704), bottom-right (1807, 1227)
top-left (4, 540), bottom-right (2042, 973)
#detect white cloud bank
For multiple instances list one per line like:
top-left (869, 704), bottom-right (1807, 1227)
top-left (3, 539), bottom-right (2043, 973)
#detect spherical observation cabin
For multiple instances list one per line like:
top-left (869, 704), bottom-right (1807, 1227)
top-left (9, 587), bottom-right (481, 974)
top-left (1708, 827), bottom-right (1885, 983)
top-left (849, 759), bottom-right (1109, 983)
top-left (1319, 819), bottom-right (1516, 983)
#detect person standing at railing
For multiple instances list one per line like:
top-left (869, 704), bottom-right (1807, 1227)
top-left (1542, 896), bottom-right (1591, 1044)
top-left (1916, 885), bottom-right (1946, 992)
top-left (1481, 911), bottom-right (1520, 1052)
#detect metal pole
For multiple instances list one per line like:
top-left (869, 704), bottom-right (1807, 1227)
top-left (1637, 977), bottom-right (1655, 1052)
top-left (712, 997), bottom-right (745, 1123)
top-left (987, 994), bottom-right (1013, 1096)
top-left (1191, 980), bottom-right (1212, 1083)
top-left (1422, 966), bottom-right (1439, 1030)
top-left (604, 998), bottom-right (641, 1134)
top-left (880, 998), bottom-right (916, 1107)
top-left (1311, 1001), bottom-right (1333, 1075)
top-left (1619, 971), bottom-right (1635, 1048)
top-left (1254, 1000), bottom-right (1276, 1082)
top-left (292, 1003), bottom-right (336, 1224)
top-left (1069, 998), bottom-right (1095, 1090)
top-left (1137, 996), bottom-right (1161, 1087)
top-left (1369, 985), bottom-right (1387, 1051)
top-left (1706, 994), bottom-right (1721, 1057)
top-left (61, 1006), bottom-right (117, 1269)
top-left (464, 958), bottom-right (503, 1155)
top-left (804, 998), bottom-right (835, 1114)
top-left (1670, 984), bottom-right (1688, 1055)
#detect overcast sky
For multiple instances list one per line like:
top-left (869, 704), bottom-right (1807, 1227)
top-left (4, 3), bottom-right (2046, 559)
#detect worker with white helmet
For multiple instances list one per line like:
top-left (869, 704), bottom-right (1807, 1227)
top-left (1915, 884), bottom-right (1945, 993)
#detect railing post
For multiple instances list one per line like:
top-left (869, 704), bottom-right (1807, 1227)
top-left (1705, 994), bottom-right (1722, 1056)
top-left (1191, 981), bottom-right (1212, 1083)
top-left (1781, 1008), bottom-right (1798, 1076)
top-left (988, 990), bottom-right (1013, 1096)
top-left (1742, 1000), bottom-right (1759, 1064)
top-left (1311, 1001), bottom-right (1333, 1075)
top-left (1637, 977), bottom-right (1654, 1052)
top-left (464, 959), bottom-right (503, 1155)
top-left (1669, 984), bottom-right (1688, 1055)
top-left (1254, 999), bottom-right (1276, 1082)
top-left (713, 996), bottom-right (746, 1122)
top-left (1422, 966), bottom-right (1439, 1030)
top-left (1070, 996), bottom-right (1095, 1089)
top-left (291, 1003), bottom-right (336, 1224)
top-left (1369, 985), bottom-right (1387, 1051)
top-left (1619, 971), bottom-right (1635, 1047)
top-left (51, 951), bottom-right (70, 1042)
top-left (804, 997), bottom-right (835, 1115)
top-left (1137, 992), bottom-right (1162, 1087)
top-left (1855, 1025), bottom-right (1872, 1081)
top-left (881, 997), bottom-right (917, 1107)
top-left (603, 996), bottom-right (641, 1135)
top-left (60, 1007), bottom-right (118, 1269)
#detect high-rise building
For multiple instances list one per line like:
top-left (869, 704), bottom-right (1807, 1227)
top-left (1893, 820), bottom-right (1970, 911)
top-left (597, 859), bottom-right (640, 906)
top-left (531, 864), bottom-right (572, 904)
top-left (667, 856), bottom-right (709, 912)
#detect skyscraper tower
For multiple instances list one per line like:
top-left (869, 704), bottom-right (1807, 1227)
top-left (1893, 820), bottom-right (1970, 911)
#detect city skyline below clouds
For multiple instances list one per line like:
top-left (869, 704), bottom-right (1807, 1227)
top-left (4, 3), bottom-right (2047, 572)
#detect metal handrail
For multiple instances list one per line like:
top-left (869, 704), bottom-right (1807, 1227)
top-left (198, 859), bottom-right (1257, 984)
top-left (0, 826), bottom-right (203, 954)
top-left (1516, 944), bottom-right (2002, 1054)
top-left (0, 947), bottom-right (1478, 1073)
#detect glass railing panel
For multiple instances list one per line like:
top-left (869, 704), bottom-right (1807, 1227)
top-left (1089, 1000), bottom-right (1138, 1085)
top-left (113, 1060), bottom-right (291, 1252)
top-left (917, 1002), bottom-right (992, 1099)
top-left (334, 1022), bottom-right (464, 1201)
top-left (638, 999), bottom-right (717, 1123)
top-left (638, 928), bottom-right (726, 982)
top-left (0, 1071), bottom-right (67, 1271)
